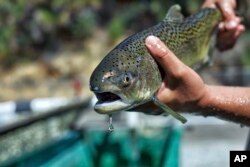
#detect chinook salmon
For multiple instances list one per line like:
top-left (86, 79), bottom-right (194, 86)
top-left (89, 5), bottom-right (222, 123)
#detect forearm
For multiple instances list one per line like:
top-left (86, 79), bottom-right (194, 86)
top-left (197, 85), bottom-right (250, 125)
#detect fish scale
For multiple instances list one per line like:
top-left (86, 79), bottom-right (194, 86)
top-left (90, 5), bottom-right (222, 123)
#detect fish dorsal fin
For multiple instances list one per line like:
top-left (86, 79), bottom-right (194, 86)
top-left (164, 4), bottom-right (184, 23)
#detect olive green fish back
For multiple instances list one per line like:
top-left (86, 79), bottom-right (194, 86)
top-left (159, 7), bottom-right (222, 67)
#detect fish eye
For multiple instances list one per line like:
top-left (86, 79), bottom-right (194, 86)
top-left (125, 76), bottom-right (130, 82)
top-left (122, 74), bottom-right (131, 87)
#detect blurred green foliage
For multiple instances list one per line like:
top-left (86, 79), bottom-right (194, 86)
top-left (108, 17), bottom-right (125, 40)
top-left (0, 0), bottom-right (99, 68)
top-left (71, 9), bottom-right (97, 39)
top-left (0, 0), bottom-right (249, 69)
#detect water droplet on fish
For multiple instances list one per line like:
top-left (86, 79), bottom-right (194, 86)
top-left (108, 114), bottom-right (114, 132)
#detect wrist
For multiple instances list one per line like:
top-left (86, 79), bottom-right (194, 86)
top-left (196, 84), bottom-right (212, 110)
top-left (176, 84), bottom-right (211, 113)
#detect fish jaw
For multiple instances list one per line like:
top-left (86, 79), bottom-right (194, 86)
top-left (93, 91), bottom-right (134, 114)
top-left (94, 99), bottom-right (131, 113)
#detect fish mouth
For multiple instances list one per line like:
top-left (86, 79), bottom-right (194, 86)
top-left (94, 92), bottom-right (131, 113)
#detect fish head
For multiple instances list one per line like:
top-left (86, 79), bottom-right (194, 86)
top-left (90, 48), bottom-right (158, 114)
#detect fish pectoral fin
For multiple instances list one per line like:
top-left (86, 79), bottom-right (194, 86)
top-left (127, 100), bottom-right (167, 115)
top-left (164, 4), bottom-right (184, 23)
top-left (152, 96), bottom-right (187, 124)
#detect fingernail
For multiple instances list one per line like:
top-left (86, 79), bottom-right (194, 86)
top-left (146, 35), bottom-right (169, 54)
top-left (145, 35), bottom-right (159, 47)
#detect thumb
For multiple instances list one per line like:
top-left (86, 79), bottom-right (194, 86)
top-left (145, 35), bottom-right (187, 78)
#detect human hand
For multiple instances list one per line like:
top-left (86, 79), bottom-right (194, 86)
top-left (145, 36), bottom-right (207, 111)
top-left (202, 0), bottom-right (245, 51)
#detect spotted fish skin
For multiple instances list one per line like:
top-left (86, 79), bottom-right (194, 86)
top-left (90, 5), bottom-right (222, 114)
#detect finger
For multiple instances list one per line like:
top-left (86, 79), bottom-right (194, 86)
top-left (145, 35), bottom-right (187, 77)
top-left (234, 25), bottom-right (245, 38)
top-left (234, 17), bottom-right (242, 23)
top-left (216, 1), bottom-right (236, 21)
top-left (225, 20), bottom-right (239, 30)
top-left (219, 20), bottom-right (239, 32)
top-left (226, 17), bottom-right (243, 29)
top-left (238, 25), bottom-right (246, 33)
top-left (218, 22), bottom-right (225, 31)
